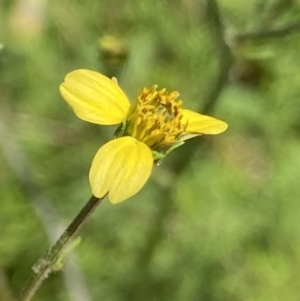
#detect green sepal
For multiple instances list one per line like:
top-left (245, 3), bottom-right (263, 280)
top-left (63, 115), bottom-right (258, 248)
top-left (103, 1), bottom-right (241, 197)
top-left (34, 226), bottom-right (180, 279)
top-left (114, 119), bottom-right (127, 138)
top-left (152, 141), bottom-right (185, 164)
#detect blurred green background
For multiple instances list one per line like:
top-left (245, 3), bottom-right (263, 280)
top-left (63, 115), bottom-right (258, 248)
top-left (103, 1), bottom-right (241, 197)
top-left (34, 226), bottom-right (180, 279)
top-left (1, 0), bottom-right (300, 300)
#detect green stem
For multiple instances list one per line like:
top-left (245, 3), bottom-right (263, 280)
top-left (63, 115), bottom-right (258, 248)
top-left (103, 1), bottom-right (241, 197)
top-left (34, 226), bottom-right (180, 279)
top-left (18, 195), bottom-right (104, 301)
top-left (236, 20), bottom-right (300, 42)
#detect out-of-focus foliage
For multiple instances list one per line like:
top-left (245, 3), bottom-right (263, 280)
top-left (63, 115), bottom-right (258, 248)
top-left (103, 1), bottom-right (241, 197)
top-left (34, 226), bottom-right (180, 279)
top-left (1, 0), bottom-right (300, 300)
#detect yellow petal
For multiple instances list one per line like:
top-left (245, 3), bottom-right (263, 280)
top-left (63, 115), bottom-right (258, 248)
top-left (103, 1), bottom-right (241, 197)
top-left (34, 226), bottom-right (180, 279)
top-left (181, 109), bottom-right (228, 140)
top-left (89, 137), bottom-right (153, 204)
top-left (59, 69), bottom-right (130, 125)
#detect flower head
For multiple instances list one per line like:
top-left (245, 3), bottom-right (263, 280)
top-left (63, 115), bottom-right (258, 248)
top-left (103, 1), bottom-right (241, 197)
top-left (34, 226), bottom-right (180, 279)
top-left (60, 69), bottom-right (228, 203)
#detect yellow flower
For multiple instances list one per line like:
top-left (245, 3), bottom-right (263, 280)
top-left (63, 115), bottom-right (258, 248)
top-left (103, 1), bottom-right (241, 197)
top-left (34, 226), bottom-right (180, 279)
top-left (60, 69), bottom-right (228, 204)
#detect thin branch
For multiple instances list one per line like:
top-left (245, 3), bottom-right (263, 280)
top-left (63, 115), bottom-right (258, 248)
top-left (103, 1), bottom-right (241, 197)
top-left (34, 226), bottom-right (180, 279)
top-left (236, 20), bottom-right (300, 42)
top-left (18, 195), bottom-right (103, 301)
top-left (202, 0), bottom-right (233, 114)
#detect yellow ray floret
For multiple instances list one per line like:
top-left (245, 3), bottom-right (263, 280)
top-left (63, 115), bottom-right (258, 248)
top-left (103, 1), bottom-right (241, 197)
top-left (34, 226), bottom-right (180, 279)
top-left (59, 69), bottom-right (130, 125)
top-left (89, 136), bottom-right (153, 204)
top-left (180, 109), bottom-right (228, 140)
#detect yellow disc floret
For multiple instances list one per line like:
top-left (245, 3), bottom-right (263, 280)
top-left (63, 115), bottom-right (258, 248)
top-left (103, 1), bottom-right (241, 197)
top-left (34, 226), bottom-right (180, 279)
top-left (124, 86), bottom-right (187, 153)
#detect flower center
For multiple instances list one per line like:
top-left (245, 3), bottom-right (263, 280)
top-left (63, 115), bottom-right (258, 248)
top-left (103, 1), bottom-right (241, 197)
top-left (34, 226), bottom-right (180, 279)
top-left (121, 86), bottom-right (187, 153)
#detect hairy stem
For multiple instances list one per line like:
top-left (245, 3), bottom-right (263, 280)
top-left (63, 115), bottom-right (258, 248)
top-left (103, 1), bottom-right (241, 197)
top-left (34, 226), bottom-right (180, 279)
top-left (18, 195), bottom-right (104, 301)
